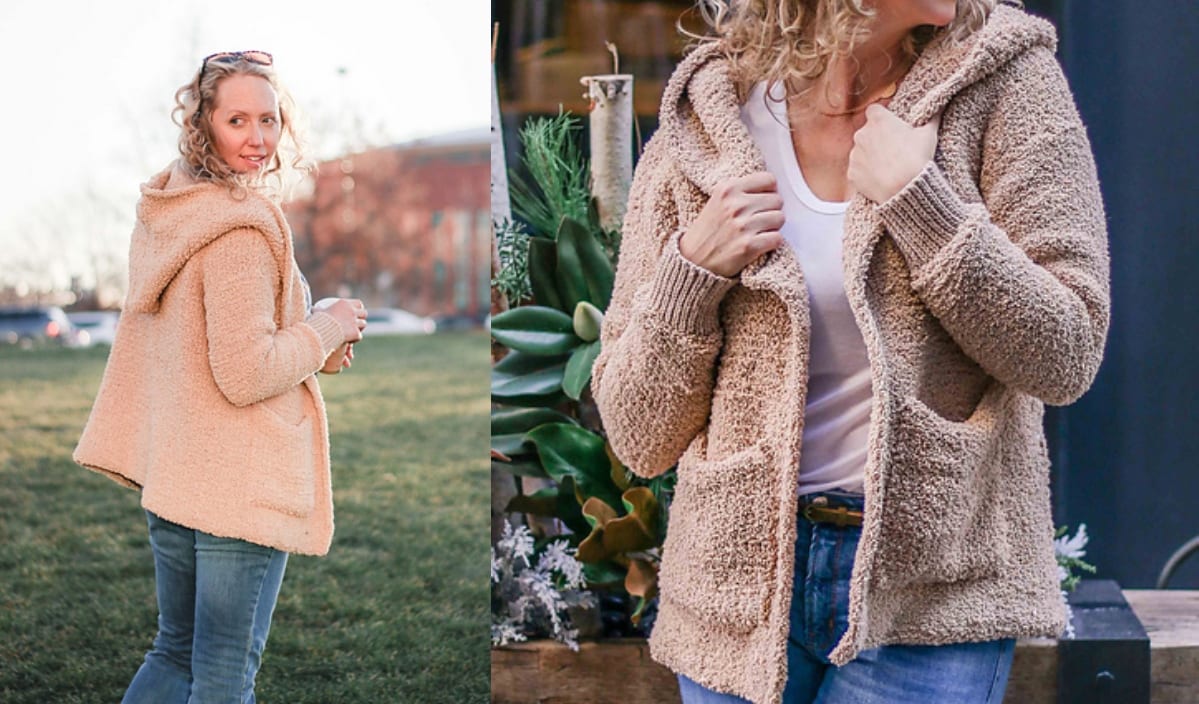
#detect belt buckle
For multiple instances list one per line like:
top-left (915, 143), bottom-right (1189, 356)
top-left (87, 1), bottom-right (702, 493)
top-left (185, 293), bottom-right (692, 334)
top-left (802, 495), bottom-right (861, 527)
top-left (802, 495), bottom-right (828, 523)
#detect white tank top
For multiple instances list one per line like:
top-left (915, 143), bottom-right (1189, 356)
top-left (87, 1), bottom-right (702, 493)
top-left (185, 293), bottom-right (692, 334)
top-left (739, 81), bottom-right (873, 496)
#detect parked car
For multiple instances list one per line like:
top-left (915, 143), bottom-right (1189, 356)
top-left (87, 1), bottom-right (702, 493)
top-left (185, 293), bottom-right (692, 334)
top-left (68, 310), bottom-right (120, 346)
top-left (362, 307), bottom-right (436, 336)
top-left (0, 306), bottom-right (82, 348)
top-left (432, 313), bottom-right (487, 331)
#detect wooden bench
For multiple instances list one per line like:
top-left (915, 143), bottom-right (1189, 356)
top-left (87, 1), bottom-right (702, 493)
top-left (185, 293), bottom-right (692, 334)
top-left (491, 590), bottom-right (1199, 703)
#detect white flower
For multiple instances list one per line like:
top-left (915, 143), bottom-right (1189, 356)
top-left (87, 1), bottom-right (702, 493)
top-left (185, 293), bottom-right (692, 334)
top-left (1061, 594), bottom-right (1076, 639)
top-left (496, 522), bottom-right (536, 568)
top-left (537, 540), bottom-right (588, 590)
top-left (491, 621), bottom-right (528, 647)
top-left (1055, 523), bottom-right (1089, 560)
top-left (491, 523), bottom-right (595, 651)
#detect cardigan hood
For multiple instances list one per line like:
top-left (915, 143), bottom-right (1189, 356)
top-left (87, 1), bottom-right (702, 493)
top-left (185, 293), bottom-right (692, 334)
top-left (125, 162), bottom-right (295, 318)
top-left (660, 4), bottom-right (1056, 195)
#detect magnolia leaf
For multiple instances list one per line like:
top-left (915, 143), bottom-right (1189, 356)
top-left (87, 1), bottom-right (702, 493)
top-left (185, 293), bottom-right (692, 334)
top-left (582, 560), bottom-right (626, 587)
top-left (562, 340), bottom-right (600, 400)
top-left (505, 487), bottom-right (560, 517)
top-left (581, 496), bottom-right (619, 530)
top-left (607, 443), bottom-right (631, 492)
top-left (576, 494), bottom-right (656, 563)
top-left (491, 433), bottom-right (533, 459)
top-left (601, 512), bottom-right (656, 556)
top-left (559, 217), bottom-right (615, 309)
top-left (525, 423), bottom-right (624, 511)
top-left (492, 348), bottom-right (569, 377)
top-left (528, 238), bottom-right (564, 311)
top-left (491, 407), bottom-right (578, 435)
top-left (621, 486), bottom-right (659, 526)
top-left (554, 218), bottom-right (591, 313)
top-left (555, 477), bottom-right (592, 537)
top-left (491, 351), bottom-right (567, 400)
top-left (490, 459), bottom-right (549, 479)
top-left (626, 559), bottom-right (659, 625)
top-left (576, 527), bottom-right (608, 564)
top-left (490, 365), bottom-right (566, 399)
top-left (625, 558), bottom-right (658, 601)
top-left (490, 306), bottom-right (582, 356)
top-left (590, 487), bottom-right (659, 560)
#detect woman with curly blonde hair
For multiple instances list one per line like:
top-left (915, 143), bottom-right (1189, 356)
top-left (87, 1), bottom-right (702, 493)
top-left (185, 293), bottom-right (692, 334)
top-left (592, 0), bottom-right (1109, 701)
top-left (75, 51), bottom-right (367, 703)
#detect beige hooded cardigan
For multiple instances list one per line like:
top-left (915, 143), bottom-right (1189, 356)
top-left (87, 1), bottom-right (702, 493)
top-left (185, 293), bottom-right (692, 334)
top-left (592, 6), bottom-right (1109, 704)
top-left (74, 163), bottom-right (346, 556)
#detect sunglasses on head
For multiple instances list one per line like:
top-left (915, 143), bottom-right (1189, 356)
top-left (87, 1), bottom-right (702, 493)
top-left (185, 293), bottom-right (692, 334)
top-left (199, 50), bottom-right (273, 82)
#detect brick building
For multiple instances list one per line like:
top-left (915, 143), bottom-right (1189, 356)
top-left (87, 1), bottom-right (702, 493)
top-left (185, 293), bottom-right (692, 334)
top-left (285, 128), bottom-right (490, 320)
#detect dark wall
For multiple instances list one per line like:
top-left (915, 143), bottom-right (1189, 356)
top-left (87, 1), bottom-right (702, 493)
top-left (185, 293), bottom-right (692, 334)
top-left (1029, 0), bottom-right (1199, 587)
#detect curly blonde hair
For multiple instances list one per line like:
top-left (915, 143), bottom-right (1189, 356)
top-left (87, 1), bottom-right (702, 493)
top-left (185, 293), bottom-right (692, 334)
top-left (691, 0), bottom-right (998, 99)
top-left (172, 55), bottom-right (313, 194)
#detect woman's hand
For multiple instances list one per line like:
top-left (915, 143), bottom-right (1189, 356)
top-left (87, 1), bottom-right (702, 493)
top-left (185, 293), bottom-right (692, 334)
top-left (848, 106), bottom-right (940, 204)
top-left (320, 343), bottom-right (354, 374)
top-left (323, 298), bottom-right (367, 344)
top-left (678, 172), bottom-right (785, 278)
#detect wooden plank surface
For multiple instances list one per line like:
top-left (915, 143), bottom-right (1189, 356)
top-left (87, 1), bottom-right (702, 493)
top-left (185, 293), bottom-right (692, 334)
top-left (1126, 590), bottom-right (1199, 703)
top-left (491, 638), bottom-right (678, 704)
top-left (492, 591), bottom-right (1199, 704)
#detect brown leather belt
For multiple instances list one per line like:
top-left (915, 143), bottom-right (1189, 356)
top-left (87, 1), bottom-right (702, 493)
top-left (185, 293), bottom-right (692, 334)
top-left (800, 495), bottom-right (864, 528)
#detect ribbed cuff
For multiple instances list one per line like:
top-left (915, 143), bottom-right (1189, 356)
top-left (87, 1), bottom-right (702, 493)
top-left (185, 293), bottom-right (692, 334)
top-left (877, 161), bottom-right (968, 270)
top-left (303, 311), bottom-right (345, 356)
top-left (647, 230), bottom-right (738, 335)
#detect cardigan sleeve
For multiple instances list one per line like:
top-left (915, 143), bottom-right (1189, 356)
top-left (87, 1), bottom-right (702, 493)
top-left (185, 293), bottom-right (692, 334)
top-left (591, 136), bottom-right (738, 478)
top-left (199, 227), bottom-right (342, 407)
top-left (877, 46), bottom-right (1110, 405)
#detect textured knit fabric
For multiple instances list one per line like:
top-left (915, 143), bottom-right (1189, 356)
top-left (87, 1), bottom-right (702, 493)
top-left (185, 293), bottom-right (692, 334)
top-left (740, 80), bottom-right (872, 496)
top-left (74, 161), bottom-right (346, 556)
top-left (591, 6), bottom-right (1109, 704)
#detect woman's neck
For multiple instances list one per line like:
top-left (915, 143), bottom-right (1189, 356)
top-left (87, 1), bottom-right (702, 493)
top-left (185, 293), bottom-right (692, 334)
top-left (799, 21), bottom-right (913, 116)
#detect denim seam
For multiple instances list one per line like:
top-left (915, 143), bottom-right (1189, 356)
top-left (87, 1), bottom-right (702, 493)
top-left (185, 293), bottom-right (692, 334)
top-left (824, 528), bottom-right (845, 659)
top-left (984, 639), bottom-right (1014, 703)
top-left (236, 556), bottom-right (273, 700)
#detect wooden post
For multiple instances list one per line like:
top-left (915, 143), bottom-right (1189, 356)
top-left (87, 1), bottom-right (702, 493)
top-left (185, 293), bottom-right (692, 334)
top-left (580, 73), bottom-right (633, 232)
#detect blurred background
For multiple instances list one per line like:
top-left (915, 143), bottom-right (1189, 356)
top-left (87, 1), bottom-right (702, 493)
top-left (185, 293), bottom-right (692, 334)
top-left (491, 0), bottom-right (1199, 590)
top-left (1, 0), bottom-right (491, 336)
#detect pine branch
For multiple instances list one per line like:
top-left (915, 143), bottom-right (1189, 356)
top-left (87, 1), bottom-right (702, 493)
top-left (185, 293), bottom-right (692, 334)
top-left (510, 113), bottom-right (591, 239)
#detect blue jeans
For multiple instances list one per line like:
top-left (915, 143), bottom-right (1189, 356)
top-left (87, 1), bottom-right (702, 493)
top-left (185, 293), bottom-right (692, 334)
top-left (678, 493), bottom-right (1015, 704)
top-left (122, 510), bottom-right (289, 704)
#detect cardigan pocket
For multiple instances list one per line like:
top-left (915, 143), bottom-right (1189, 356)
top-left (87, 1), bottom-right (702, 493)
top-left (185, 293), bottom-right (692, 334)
top-left (871, 390), bottom-right (1012, 587)
top-left (657, 442), bottom-right (777, 633)
top-left (247, 401), bottom-right (317, 518)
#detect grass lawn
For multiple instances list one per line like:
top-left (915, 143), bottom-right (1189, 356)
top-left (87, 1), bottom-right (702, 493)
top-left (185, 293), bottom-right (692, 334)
top-left (0, 332), bottom-right (490, 703)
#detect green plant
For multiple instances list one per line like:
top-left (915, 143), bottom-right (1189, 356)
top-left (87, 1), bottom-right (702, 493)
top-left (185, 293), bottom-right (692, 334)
top-left (491, 113), bottom-right (672, 630)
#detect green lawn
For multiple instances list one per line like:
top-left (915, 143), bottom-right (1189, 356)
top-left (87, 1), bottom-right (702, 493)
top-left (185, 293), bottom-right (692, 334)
top-left (0, 333), bottom-right (490, 703)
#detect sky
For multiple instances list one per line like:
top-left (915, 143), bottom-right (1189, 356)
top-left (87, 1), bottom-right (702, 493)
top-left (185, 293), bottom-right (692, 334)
top-left (0, 0), bottom-right (489, 292)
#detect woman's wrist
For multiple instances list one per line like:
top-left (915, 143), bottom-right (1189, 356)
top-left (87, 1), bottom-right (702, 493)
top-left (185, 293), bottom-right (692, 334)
top-left (648, 230), bottom-right (738, 335)
top-left (876, 161), bottom-right (969, 270)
